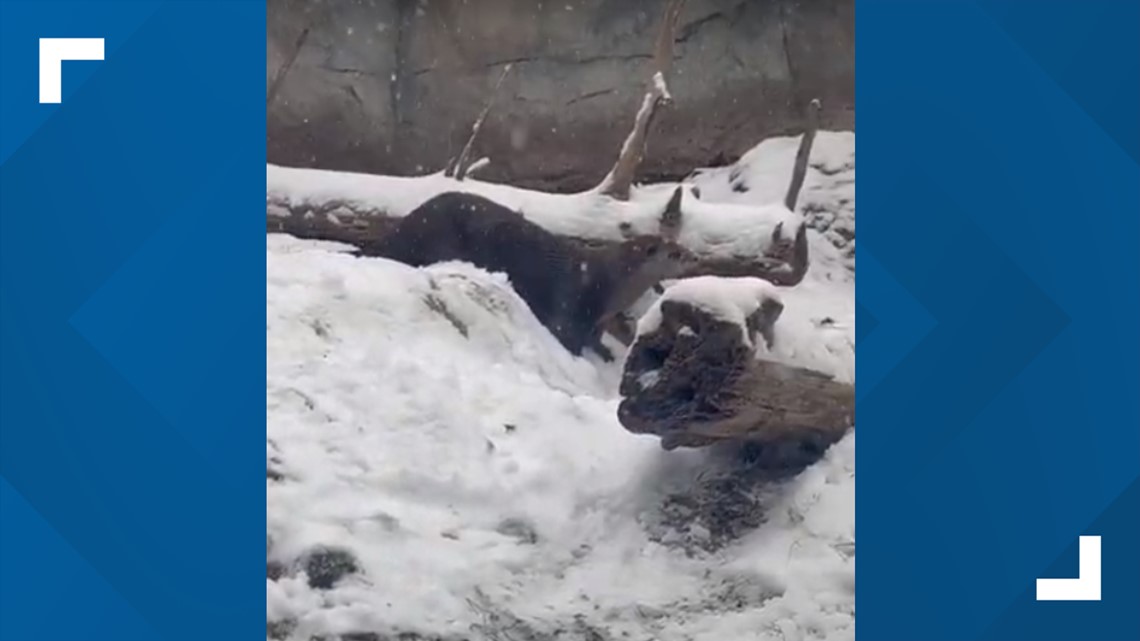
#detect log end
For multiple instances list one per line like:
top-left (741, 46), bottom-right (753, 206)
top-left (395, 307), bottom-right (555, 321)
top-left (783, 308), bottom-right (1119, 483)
top-left (618, 288), bottom-right (853, 465)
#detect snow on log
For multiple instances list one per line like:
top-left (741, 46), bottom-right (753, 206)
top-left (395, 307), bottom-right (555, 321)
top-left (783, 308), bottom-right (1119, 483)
top-left (619, 277), bottom-right (854, 454)
top-left (463, 156), bottom-right (491, 176)
top-left (266, 165), bottom-right (810, 286)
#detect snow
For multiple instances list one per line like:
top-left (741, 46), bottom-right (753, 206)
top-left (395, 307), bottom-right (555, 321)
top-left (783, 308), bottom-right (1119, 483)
top-left (637, 369), bottom-right (662, 391)
top-left (267, 132), bottom-right (855, 640)
top-left (677, 131), bottom-right (856, 383)
top-left (464, 156), bottom-right (491, 175)
top-left (760, 272), bottom-right (855, 385)
top-left (653, 71), bottom-right (672, 102)
top-left (637, 276), bottom-right (783, 349)
top-left (684, 131), bottom-right (856, 275)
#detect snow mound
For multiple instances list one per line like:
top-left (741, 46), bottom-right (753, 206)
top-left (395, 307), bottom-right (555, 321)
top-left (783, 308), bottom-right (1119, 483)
top-left (762, 276), bottom-right (855, 385)
top-left (267, 132), bottom-right (855, 641)
top-left (267, 239), bottom-right (854, 640)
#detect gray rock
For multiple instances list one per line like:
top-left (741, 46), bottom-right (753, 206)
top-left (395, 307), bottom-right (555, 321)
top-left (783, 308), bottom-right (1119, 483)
top-left (267, 0), bottom-right (854, 191)
top-left (300, 544), bottom-right (360, 589)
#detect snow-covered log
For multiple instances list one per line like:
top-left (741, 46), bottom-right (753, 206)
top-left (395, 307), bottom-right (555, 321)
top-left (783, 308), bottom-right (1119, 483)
top-left (618, 277), bottom-right (854, 454)
top-left (266, 166), bottom-right (810, 286)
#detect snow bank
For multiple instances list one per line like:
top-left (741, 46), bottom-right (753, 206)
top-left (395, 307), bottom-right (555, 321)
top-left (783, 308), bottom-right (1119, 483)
top-left (761, 274), bottom-right (855, 385)
top-left (266, 131), bottom-right (856, 641)
top-left (267, 236), bottom-right (854, 640)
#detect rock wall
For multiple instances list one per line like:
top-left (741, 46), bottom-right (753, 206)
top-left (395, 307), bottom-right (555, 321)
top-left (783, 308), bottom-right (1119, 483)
top-left (267, 0), bottom-right (854, 192)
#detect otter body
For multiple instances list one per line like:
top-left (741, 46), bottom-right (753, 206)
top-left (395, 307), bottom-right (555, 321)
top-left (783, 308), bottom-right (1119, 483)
top-left (363, 191), bottom-right (692, 360)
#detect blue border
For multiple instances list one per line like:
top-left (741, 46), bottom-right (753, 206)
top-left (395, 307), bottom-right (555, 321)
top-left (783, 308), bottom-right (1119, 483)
top-left (858, 1), bottom-right (1140, 639)
top-left (0, 2), bottom-right (265, 639)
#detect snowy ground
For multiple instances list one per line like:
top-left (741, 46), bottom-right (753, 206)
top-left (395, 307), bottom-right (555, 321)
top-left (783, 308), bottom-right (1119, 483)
top-left (267, 133), bottom-right (855, 641)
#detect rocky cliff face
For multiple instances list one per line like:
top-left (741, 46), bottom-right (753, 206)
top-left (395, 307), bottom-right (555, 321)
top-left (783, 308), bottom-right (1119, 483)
top-left (267, 0), bottom-right (854, 192)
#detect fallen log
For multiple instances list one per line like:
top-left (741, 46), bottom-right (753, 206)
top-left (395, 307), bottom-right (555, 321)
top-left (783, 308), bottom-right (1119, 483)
top-left (266, 169), bottom-right (810, 286)
top-left (617, 278), bottom-right (854, 456)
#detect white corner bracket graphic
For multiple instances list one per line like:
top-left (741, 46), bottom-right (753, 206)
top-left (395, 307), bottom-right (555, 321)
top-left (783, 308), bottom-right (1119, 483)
top-left (1036, 535), bottom-right (1102, 601)
top-left (39, 38), bottom-right (105, 104)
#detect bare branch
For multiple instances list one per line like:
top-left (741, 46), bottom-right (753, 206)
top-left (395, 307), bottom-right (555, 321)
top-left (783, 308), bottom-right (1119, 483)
top-left (784, 98), bottom-right (821, 211)
top-left (652, 0), bottom-right (685, 77)
top-left (597, 0), bottom-right (686, 201)
top-left (442, 155), bottom-right (460, 177)
top-left (597, 91), bottom-right (661, 200)
top-left (464, 156), bottom-right (491, 176)
top-left (452, 63), bottom-right (513, 181)
top-left (660, 186), bottom-right (684, 241)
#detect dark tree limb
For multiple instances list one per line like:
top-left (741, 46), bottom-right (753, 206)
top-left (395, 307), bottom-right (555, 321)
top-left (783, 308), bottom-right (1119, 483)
top-left (449, 63), bottom-right (513, 181)
top-left (784, 98), bottom-right (821, 211)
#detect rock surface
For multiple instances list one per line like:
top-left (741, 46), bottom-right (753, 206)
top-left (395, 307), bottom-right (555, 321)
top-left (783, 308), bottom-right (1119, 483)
top-left (267, 0), bottom-right (854, 191)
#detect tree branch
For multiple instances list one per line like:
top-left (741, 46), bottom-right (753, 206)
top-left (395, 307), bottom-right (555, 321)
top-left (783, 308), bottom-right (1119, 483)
top-left (597, 0), bottom-right (686, 200)
top-left (450, 63), bottom-right (513, 181)
top-left (784, 98), bottom-right (821, 211)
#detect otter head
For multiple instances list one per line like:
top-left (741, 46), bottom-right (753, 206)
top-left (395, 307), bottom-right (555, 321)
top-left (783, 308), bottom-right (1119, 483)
top-left (601, 187), bottom-right (698, 324)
